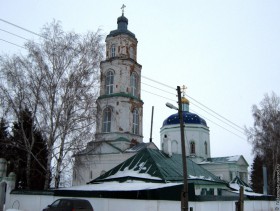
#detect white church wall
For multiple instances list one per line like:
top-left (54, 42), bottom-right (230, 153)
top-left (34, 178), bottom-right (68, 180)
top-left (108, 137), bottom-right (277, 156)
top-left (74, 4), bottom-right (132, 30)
top-left (73, 152), bottom-right (135, 186)
top-left (201, 164), bottom-right (232, 182)
top-left (201, 163), bottom-right (248, 183)
top-left (160, 124), bottom-right (210, 160)
top-left (5, 193), bottom-right (276, 211)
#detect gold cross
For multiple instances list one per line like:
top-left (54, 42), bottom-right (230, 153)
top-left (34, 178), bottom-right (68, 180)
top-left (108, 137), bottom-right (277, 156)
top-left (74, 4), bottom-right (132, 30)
top-left (121, 4), bottom-right (126, 15)
top-left (181, 85), bottom-right (187, 97)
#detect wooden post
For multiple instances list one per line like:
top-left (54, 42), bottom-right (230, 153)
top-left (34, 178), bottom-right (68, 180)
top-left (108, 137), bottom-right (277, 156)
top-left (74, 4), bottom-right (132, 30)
top-left (235, 186), bottom-right (244, 211)
top-left (239, 186), bottom-right (244, 211)
top-left (177, 86), bottom-right (188, 211)
top-left (149, 106), bottom-right (154, 143)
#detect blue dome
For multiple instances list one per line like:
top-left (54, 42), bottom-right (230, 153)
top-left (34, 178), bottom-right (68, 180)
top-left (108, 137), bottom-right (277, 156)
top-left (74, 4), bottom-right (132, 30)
top-left (162, 111), bottom-right (207, 127)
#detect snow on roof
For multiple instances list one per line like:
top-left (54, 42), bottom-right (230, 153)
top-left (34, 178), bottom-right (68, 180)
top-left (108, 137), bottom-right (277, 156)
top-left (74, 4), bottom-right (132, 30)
top-left (227, 155), bottom-right (241, 162)
top-left (90, 148), bottom-right (225, 184)
top-left (231, 190), bottom-right (265, 196)
top-left (200, 155), bottom-right (242, 164)
top-left (62, 181), bottom-right (182, 191)
top-left (188, 174), bottom-right (214, 181)
top-left (106, 163), bottom-right (162, 181)
top-left (229, 176), bottom-right (253, 192)
top-left (229, 183), bottom-right (252, 192)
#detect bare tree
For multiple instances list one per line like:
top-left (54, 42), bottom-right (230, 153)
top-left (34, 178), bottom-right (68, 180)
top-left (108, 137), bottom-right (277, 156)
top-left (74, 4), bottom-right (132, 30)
top-left (245, 92), bottom-right (280, 195)
top-left (0, 20), bottom-right (104, 189)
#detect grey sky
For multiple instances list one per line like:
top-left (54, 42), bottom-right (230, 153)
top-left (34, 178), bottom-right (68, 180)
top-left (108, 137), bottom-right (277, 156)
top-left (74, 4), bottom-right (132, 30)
top-left (1, 0), bottom-right (280, 167)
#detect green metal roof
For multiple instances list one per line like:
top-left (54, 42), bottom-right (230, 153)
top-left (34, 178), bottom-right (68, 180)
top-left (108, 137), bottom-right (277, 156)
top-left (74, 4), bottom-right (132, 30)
top-left (89, 148), bottom-right (226, 185)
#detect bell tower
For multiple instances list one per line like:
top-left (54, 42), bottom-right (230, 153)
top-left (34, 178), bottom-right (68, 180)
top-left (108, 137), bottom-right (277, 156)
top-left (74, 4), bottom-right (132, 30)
top-left (95, 8), bottom-right (143, 150)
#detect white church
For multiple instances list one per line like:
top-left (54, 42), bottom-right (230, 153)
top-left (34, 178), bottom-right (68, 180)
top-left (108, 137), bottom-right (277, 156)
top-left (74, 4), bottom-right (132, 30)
top-left (2, 9), bottom-right (275, 211)
top-left (72, 10), bottom-right (249, 187)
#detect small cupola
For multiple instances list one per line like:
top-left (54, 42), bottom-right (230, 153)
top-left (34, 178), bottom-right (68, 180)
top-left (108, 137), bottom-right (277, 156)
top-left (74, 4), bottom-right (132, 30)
top-left (181, 96), bottom-right (190, 112)
top-left (106, 4), bottom-right (136, 39)
top-left (117, 15), bottom-right (128, 31)
top-left (181, 85), bottom-right (190, 112)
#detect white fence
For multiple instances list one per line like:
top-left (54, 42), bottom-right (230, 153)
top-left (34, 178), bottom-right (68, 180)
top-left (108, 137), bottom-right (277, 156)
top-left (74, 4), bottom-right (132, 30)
top-left (4, 194), bottom-right (276, 211)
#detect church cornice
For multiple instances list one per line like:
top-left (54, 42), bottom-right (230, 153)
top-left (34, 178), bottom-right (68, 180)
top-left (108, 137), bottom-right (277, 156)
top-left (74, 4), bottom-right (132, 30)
top-left (98, 92), bottom-right (144, 104)
top-left (160, 124), bottom-right (209, 132)
top-left (101, 57), bottom-right (142, 68)
top-left (106, 30), bottom-right (137, 41)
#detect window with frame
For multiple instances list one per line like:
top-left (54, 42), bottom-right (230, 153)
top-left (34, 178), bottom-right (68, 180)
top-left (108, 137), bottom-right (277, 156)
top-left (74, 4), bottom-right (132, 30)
top-left (171, 140), bottom-right (178, 153)
top-left (129, 46), bottom-right (135, 60)
top-left (132, 108), bottom-right (139, 134)
top-left (130, 73), bottom-right (138, 97)
top-left (105, 71), bottom-right (114, 94)
top-left (102, 107), bottom-right (111, 133)
top-left (111, 44), bottom-right (116, 57)
top-left (230, 171), bottom-right (233, 180)
top-left (204, 141), bottom-right (208, 155)
top-left (190, 141), bottom-right (195, 154)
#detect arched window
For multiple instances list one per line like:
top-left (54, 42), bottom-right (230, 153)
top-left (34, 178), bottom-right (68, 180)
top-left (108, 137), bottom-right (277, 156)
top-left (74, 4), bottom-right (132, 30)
top-left (130, 73), bottom-right (138, 97)
top-left (111, 44), bottom-right (116, 57)
top-left (204, 141), bottom-right (208, 155)
top-left (105, 71), bottom-right (114, 94)
top-left (102, 107), bottom-right (111, 133)
top-left (190, 141), bottom-right (195, 154)
top-left (132, 108), bottom-right (139, 134)
top-left (171, 140), bottom-right (178, 153)
top-left (129, 46), bottom-right (135, 60)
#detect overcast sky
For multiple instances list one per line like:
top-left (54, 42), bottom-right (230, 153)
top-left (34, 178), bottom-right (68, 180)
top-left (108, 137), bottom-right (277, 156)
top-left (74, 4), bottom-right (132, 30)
top-left (1, 0), bottom-right (280, 167)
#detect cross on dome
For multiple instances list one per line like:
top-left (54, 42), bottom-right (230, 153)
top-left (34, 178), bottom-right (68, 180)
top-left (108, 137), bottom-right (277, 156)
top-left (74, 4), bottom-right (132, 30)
top-left (121, 4), bottom-right (126, 16)
top-left (181, 85), bottom-right (187, 97)
top-left (181, 85), bottom-right (190, 106)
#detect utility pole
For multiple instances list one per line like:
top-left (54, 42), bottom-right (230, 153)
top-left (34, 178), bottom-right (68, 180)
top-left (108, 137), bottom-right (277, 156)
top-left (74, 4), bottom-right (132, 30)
top-left (236, 186), bottom-right (244, 211)
top-left (177, 86), bottom-right (188, 211)
top-left (149, 106), bottom-right (154, 143)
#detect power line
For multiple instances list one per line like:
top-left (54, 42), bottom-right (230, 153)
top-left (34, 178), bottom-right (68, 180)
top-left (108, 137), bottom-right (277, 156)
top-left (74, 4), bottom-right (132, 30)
top-left (0, 18), bottom-right (246, 138)
top-left (142, 88), bottom-right (176, 103)
top-left (0, 28), bottom-right (30, 41)
top-left (142, 88), bottom-right (246, 140)
top-left (142, 75), bottom-right (174, 90)
top-left (142, 75), bottom-right (244, 132)
top-left (188, 100), bottom-right (245, 134)
top-left (0, 38), bottom-right (26, 49)
top-left (190, 108), bottom-right (246, 140)
top-left (0, 18), bottom-right (46, 39)
top-left (143, 79), bottom-right (244, 135)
